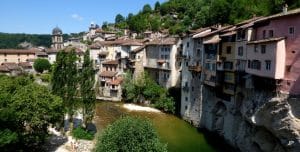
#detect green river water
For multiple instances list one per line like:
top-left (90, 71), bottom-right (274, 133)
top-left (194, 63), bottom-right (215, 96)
top-left (94, 102), bottom-right (230, 152)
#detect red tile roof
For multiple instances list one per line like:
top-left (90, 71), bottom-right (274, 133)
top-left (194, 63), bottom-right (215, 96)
top-left (102, 60), bottom-right (119, 65)
top-left (0, 65), bottom-right (10, 72)
top-left (0, 49), bottom-right (37, 54)
top-left (109, 77), bottom-right (123, 85)
top-left (99, 71), bottom-right (117, 77)
top-left (1, 62), bottom-right (21, 71)
top-left (18, 62), bottom-right (32, 68)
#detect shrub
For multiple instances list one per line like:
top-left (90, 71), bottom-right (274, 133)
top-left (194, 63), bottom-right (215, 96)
top-left (72, 127), bottom-right (94, 140)
top-left (95, 116), bottom-right (167, 152)
top-left (40, 74), bottom-right (50, 82)
top-left (33, 58), bottom-right (51, 73)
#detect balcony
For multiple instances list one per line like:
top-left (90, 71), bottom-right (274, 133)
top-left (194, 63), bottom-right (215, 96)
top-left (145, 59), bottom-right (171, 70)
top-left (188, 65), bottom-right (202, 73)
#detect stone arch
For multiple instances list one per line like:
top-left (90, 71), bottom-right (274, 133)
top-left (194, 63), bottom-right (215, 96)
top-left (212, 101), bottom-right (227, 132)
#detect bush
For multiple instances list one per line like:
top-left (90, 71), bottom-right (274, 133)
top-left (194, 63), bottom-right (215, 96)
top-left (40, 74), bottom-right (51, 82)
top-left (33, 58), bottom-right (51, 73)
top-left (154, 96), bottom-right (175, 113)
top-left (95, 116), bottom-right (167, 152)
top-left (72, 127), bottom-right (94, 140)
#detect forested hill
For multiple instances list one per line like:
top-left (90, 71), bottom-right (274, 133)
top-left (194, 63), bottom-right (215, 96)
top-left (111, 0), bottom-right (300, 35)
top-left (0, 33), bottom-right (75, 49)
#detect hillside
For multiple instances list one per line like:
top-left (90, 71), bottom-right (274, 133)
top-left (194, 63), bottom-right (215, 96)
top-left (110, 0), bottom-right (300, 35)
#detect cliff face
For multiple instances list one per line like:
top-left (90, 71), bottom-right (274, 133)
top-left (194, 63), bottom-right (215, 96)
top-left (183, 87), bottom-right (300, 152)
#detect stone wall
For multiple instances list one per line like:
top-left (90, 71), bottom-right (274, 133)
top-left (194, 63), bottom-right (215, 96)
top-left (183, 85), bottom-right (300, 152)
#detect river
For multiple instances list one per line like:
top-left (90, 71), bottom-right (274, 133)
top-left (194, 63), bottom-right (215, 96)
top-left (94, 101), bottom-right (234, 152)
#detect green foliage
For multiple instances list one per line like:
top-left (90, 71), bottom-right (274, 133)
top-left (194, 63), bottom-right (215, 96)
top-left (72, 127), bottom-right (94, 140)
top-left (95, 116), bottom-right (167, 152)
top-left (114, 0), bottom-right (300, 35)
top-left (40, 73), bottom-right (51, 82)
top-left (51, 49), bottom-right (78, 121)
top-left (142, 4), bottom-right (152, 14)
top-left (79, 50), bottom-right (96, 127)
top-left (33, 58), bottom-right (51, 73)
top-left (0, 33), bottom-right (52, 48)
top-left (0, 75), bottom-right (63, 150)
top-left (122, 72), bottom-right (175, 113)
top-left (115, 14), bottom-right (125, 24)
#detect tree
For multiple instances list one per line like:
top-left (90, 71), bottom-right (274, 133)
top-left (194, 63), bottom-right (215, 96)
top-left (79, 50), bottom-right (95, 127)
top-left (154, 1), bottom-right (161, 12)
top-left (95, 116), bottom-right (167, 152)
top-left (33, 58), bottom-right (51, 73)
top-left (115, 14), bottom-right (125, 24)
top-left (0, 75), bottom-right (63, 151)
top-left (142, 4), bottom-right (152, 14)
top-left (51, 49), bottom-right (78, 130)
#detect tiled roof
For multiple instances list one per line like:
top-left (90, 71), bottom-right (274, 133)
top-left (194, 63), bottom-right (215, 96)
top-left (102, 60), bottom-right (119, 65)
top-left (18, 62), bottom-right (32, 68)
top-left (46, 48), bottom-right (59, 53)
top-left (247, 37), bottom-right (285, 44)
top-left (146, 37), bottom-right (177, 45)
top-left (0, 65), bottom-right (10, 72)
top-left (89, 42), bottom-right (102, 49)
top-left (109, 77), bottom-right (123, 85)
top-left (255, 8), bottom-right (300, 23)
top-left (220, 31), bottom-right (237, 37)
top-left (36, 51), bottom-right (48, 56)
top-left (1, 62), bottom-right (21, 71)
top-left (121, 41), bottom-right (143, 46)
top-left (132, 45), bottom-right (145, 53)
top-left (99, 71), bottom-right (117, 77)
top-left (0, 49), bottom-right (37, 54)
top-left (193, 26), bottom-right (233, 38)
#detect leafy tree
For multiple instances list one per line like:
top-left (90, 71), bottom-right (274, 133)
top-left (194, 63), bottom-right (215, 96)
top-left (115, 14), bottom-right (125, 24)
top-left (51, 49), bottom-right (78, 130)
top-left (95, 116), bottom-right (167, 152)
top-left (142, 4), bottom-right (152, 14)
top-left (79, 50), bottom-right (95, 127)
top-left (122, 72), bottom-right (175, 113)
top-left (154, 1), bottom-right (161, 12)
top-left (33, 58), bottom-right (51, 73)
top-left (0, 75), bottom-right (63, 151)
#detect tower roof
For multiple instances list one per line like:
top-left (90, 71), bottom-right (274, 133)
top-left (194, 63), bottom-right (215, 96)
top-left (52, 27), bottom-right (62, 35)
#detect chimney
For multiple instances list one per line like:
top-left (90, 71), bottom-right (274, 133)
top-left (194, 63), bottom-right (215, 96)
top-left (283, 4), bottom-right (288, 14)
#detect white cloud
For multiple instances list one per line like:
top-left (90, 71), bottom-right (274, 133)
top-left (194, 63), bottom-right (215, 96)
top-left (71, 14), bottom-right (83, 21)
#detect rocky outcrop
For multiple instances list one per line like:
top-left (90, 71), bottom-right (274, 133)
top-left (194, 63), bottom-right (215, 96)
top-left (185, 86), bottom-right (300, 152)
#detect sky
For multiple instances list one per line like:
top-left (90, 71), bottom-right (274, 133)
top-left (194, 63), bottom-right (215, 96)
top-left (0, 0), bottom-right (166, 34)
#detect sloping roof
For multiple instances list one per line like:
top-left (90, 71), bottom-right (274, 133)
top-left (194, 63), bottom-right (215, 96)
top-left (146, 37), bottom-right (177, 45)
top-left (0, 49), bottom-right (37, 54)
top-left (255, 8), bottom-right (300, 23)
top-left (99, 71), bottom-right (117, 77)
top-left (109, 77), bottom-right (123, 85)
top-left (132, 45), bottom-right (145, 53)
top-left (220, 31), bottom-right (237, 37)
top-left (102, 60), bottom-right (119, 65)
top-left (203, 37), bottom-right (221, 44)
top-left (1, 62), bottom-right (21, 71)
top-left (18, 62), bottom-right (32, 68)
top-left (0, 65), bottom-right (10, 72)
top-left (46, 48), bottom-right (59, 53)
top-left (121, 41), bottom-right (143, 46)
top-left (36, 51), bottom-right (48, 56)
top-left (193, 25), bottom-right (233, 38)
top-left (247, 37), bottom-right (285, 44)
top-left (89, 42), bottom-right (102, 49)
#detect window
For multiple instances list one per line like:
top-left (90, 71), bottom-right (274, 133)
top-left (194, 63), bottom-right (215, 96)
top-left (18, 58), bottom-right (20, 62)
top-left (261, 45), bottom-right (266, 54)
top-left (254, 45), bottom-right (258, 52)
top-left (161, 55), bottom-right (164, 59)
top-left (4, 53), bottom-right (6, 57)
top-left (238, 46), bottom-right (243, 56)
top-left (18, 53), bottom-right (20, 56)
top-left (187, 42), bottom-right (190, 48)
top-left (269, 30), bottom-right (274, 38)
top-left (289, 27), bottom-right (295, 35)
top-left (197, 49), bottom-right (201, 56)
top-left (226, 46), bottom-right (231, 54)
top-left (224, 62), bottom-right (233, 70)
top-left (265, 60), bottom-right (271, 70)
top-left (248, 60), bottom-right (251, 68)
top-left (263, 30), bottom-right (266, 38)
top-left (251, 60), bottom-right (261, 70)
top-left (4, 59), bottom-right (7, 62)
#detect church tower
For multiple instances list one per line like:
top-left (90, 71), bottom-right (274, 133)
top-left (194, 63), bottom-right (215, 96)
top-left (52, 27), bottom-right (64, 50)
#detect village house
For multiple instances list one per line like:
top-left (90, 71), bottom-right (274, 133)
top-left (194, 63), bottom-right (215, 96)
top-left (0, 49), bottom-right (37, 64)
top-left (246, 8), bottom-right (300, 95)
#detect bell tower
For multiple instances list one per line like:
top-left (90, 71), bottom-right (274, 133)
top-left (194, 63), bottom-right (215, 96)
top-left (52, 27), bottom-right (64, 50)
